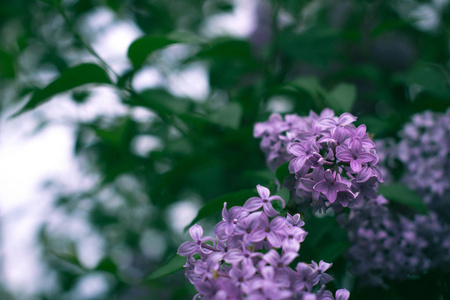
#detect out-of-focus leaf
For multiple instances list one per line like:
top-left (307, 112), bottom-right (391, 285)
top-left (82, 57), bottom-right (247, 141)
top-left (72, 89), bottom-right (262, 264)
top-left (167, 30), bottom-right (207, 44)
top-left (301, 215), bottom-right (349, 262)
top-left (0, 49), bottom-right (15, 79)
top-left (126, 89), bottom-right (192, 117)
top-left (95, 257), bottom-right (118, 274)
top-left (379, 183), bottom-right (428, 214)
top-left (185, 189), bottom-right (256, 231)
top-left (196, 39), bottom-right (252, 60)
top-left (371, 19), bottom-right (417, 37)
top-left (275, 188), bottom-right (291, 209)
top-left (285, 77), bottom-right (327, 107)
top-left (209, 102), bottom-right (242, 129)
top-left (275, 162), bottom-right (290, 185)
top-left (303, 216), bottom-right (335, 247)
top-left (51, 251), bottom-right (85, 271)
top-left (327, 83), bottom-right (356, 112)
top-left (394, 65), bottom-right (450, 99)
top-left (11, 63), bottom-right (111, 118)
top-left (146, 255), bottom-right (185, 281)
top-left (127, 36), bottom-right (179, 69)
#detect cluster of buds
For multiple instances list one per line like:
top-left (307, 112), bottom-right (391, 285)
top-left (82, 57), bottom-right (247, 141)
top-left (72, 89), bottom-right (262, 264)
top-left (254, 109), bottom-right (382, 211)
top-left (178, 185), bottom-right (350, 300)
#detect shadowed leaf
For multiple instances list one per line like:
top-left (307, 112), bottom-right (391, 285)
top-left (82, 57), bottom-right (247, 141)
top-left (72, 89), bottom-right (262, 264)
top-left (146, 255), bottom-right (186, 281)
top-left (379, 183), bottom-right (428, 214)
top-left (11, 63), bottom-right (111, 118)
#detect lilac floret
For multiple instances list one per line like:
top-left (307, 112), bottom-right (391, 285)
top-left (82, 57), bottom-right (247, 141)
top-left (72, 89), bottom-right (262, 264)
top-left (243, 185), bottom-right (285, 217)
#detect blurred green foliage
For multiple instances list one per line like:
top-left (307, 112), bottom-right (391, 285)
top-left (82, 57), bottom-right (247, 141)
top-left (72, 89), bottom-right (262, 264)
top-left (1, 0), bottom-right (449, 299)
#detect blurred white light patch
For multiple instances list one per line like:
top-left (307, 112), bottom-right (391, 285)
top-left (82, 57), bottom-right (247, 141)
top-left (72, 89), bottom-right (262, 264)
top-left (131, 135), bottom-right (162, 157)
top-left (82, 7), bottom-right (115, 32)
top-left (167, 200), bottom-right (200, 233)
top-left (140, 230), bottom-right (167, 260)
top-left (0, 115), bottom-right (77, 295)
top-left (131, 107), bottom-right (156, 124)
top-left (168, 63), bottom-right (209, 101)
top-left (410, 5), bottom-right (440, 32)
top-left (77, 232), bottom-right (104, 269)
top-left (77, 87), bottom-right (128, 122)
top-left (267, 96), bottom-right (294, 113)
top-left (202, 0), bottom-right (257, 37)
top-left (87, 8), bottom-right (142, 74)
top-left (74, 273), bottom-right (109, 299)
top-left (132, 67), bottom-right (164, 91)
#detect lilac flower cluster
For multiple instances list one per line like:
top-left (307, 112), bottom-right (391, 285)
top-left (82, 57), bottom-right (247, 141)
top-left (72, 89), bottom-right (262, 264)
top-left (341, 196), bottom-right (431, 287)
top-left (339, 109), bottom-right (450, 286)
top-left (178, 185), bottom-right (350, 300)
top-left (396, 109), bottom-right (450, 217)
top-left (254, 109), bottom-right (382, 210)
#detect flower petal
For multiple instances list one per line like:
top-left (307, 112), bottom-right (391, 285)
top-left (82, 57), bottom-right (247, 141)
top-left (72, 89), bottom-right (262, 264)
top-left (263, 202), bottom-right (279, 217)
top-left (257, 185), bottom-right (270, 199)
top-left (350, 159), bottom-right (362, 173)
top-left (189, 224), bottom-right (203, 242)
top-left (177, 241), bottom-right (197, 257)
top-left (243, 197), bottom-right (263, 212)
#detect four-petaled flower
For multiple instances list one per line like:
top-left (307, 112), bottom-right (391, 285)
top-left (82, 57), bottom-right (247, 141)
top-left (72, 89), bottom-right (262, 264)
top-left (178, 224), bottom-right (216, 257)
top-left (313, 170), bottom-right (350, 203)
top-left (244, 185), bottom-right (285, 217)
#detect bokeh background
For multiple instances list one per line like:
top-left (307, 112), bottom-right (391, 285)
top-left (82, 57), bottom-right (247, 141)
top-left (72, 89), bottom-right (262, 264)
top-left (0, 0), bottom-right (449, 299)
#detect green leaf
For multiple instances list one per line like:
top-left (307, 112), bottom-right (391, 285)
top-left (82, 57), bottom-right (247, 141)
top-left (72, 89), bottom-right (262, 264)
top-left (11, 63), bottom-right (111, 118)
top-left (275, 162), bottom-right (290, 185)
top-left (288, 77), bottom-right (327, 101)
top-left (275, 188), bottom-right (291, 209)
top-left (95, 257), bottom-right (118, 274)
top-left (184, 189), bottom-right (256, 231)
top-left (127, 36), bottom-right (179, 69)
top-left (301, 215), bottom-right (349, 262)
top-left (146, 255), bottom-right (186, 281)
top-left (196, 39), bottom-right (252, 60)
top-left (327, 83), bottom-right (356, 112)
top-left (209, 102), bottom-right (242, 129)
top-left (379, 183), bottom-right (428, 214)
top-left (394, 65), bottom-right (450, 100)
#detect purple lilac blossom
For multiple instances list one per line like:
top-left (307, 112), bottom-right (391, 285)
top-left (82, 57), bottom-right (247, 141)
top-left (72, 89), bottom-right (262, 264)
top-left (340, 196), bottom-right (431, 287)
top-left (371, 109), bottom-right (450, 276)
top-left (387, 109), bottom-right (450, 218)
top-left (254, 109), bottom-right (381, 211)
top-left (178, 185), bottom-right (350, 300)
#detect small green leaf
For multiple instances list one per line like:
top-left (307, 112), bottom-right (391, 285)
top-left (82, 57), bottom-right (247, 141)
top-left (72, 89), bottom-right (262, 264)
top-left (196, 39), bottom-right (252, 60)
top-left (127, 36), bottom-right (179, 69)
top-left (287, 77), bottom-right (327, 102)
top-left (301, 215), bottom-right (349, 262)
top-left (11, 63), bottom-right (111, 118)
top-left (327, 83), bottom-right (356, 112)
top-left (209, 102), bottom-right (242, 129)
top-left (95, 257), bottom-right (117, 274)
top-left (379, 183), bottom-right (428, 214)
top-left (184, 189), bottom-right (256, 231)
top-left (51, 251), bottom-right (86, 272)
top-left (128, 89), bottom-right (192, 115)
top-left (146, 255), bottom-right (186, 281)
top-left (275, 162), bottom-right (290, 185)
top-left (394, 65), bottom-right (450, 100)
top-left (275, 188), bottom-right (291, 209)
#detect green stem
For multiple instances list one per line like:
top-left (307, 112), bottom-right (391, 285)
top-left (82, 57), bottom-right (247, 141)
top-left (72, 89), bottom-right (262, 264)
top-left (56, 4), bottom-right (119, 81)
